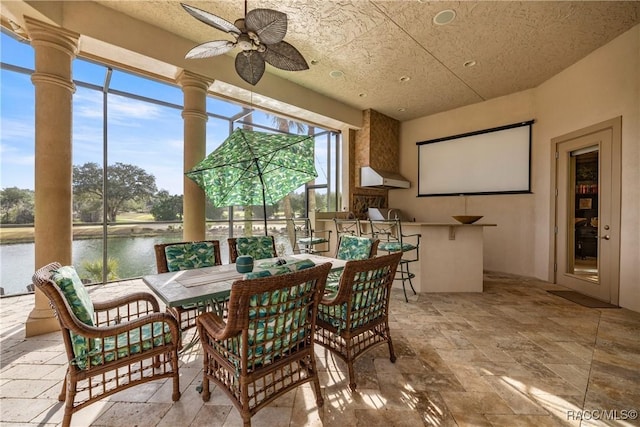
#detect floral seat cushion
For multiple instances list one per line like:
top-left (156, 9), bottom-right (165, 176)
top-left (164, 241), bottom-right (218, 272)
top-left (318, 269), bottom-right (386, 331)
top-left (71, 322), bottom-right (173, 370)
top-left (50, 265), bottom-right (173, 370)
top-left (244, 259), bottom-right (315, 279)
top-left (51, 265), bottom-right (95, 326)
top-left (236, 236), bottom-right (276, 260)
top-left (222, 259), bottom-right (317, 370)
top-left (336, 235), bottom-right (374, 260)
top-left (297, 236), bottom-right (329, 245)
top-left (378, 241), bottom-right (416, 252)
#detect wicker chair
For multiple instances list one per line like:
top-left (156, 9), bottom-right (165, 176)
top-left (288, 217), bottom-right (332, 254)
top-left (154, 240), bottom-right (222, 331)
top-left (32, 262), bottom-right (181, 427)
top-left (196, 262), bottom-right (332, 427)
top-left (324, 235), bottom-right (379, 298)
top-left (315, 252), bottom-right (402, 391)
top-left (227, 235), bottom-right (277, 263)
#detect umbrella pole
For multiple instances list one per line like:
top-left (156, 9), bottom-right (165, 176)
top-left (258, 167), bottom-right (268, 236)
top-left (262, 193), bottom-right (268, 236)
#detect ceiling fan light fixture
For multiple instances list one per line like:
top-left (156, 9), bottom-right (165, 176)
top-left (181, 2), bottom-right (309, 86)
top-left (433, 9), bottom-right (456, 26)
top-left (399, 75), bottom-right (411, 82)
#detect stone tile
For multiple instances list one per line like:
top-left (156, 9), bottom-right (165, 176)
top-left (2, 272), bottom-right (640, 426)
top-left (439, 391), bottom-right (514, 415)
top-left (0, 378), bottom-right (59, 398)
top-left (0, 398), bottom-right (59, 423)
top-left (92, 402), bottom-right (172, 426)
top-left (187, 404), bottom-right (232, 427)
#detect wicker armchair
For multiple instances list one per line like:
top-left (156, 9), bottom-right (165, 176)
top-left (154, 240), bottom-right (222, 331)
top-left (324, 235), bottom-right (379, 298)
top-left (227, 235), bottom-right (277, 263)
top-left (315, 252), bottom-right (402, 391)
top-left (32, 262), bottom-right (181, 427)
top-left (196, 262), bottom-right (332, 427)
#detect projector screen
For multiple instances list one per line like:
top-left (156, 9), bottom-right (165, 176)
top-left (417, 121), bottom-right (533, 196)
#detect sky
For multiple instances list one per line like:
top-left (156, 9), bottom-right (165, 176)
top-left (1, 30), bottom-right (331, 196)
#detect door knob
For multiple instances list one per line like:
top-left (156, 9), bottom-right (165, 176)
top-left (602, 235), bottom-right (610, 240)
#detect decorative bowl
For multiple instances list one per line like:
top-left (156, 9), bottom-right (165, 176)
top-left (452, 215), bottom-right (483, 224)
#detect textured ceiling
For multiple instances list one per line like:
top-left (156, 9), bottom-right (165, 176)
top-left (94, 1), bottom-right (640, 121)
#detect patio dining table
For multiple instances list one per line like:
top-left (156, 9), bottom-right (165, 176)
top-left (142, 253), bottom-right (347, 312)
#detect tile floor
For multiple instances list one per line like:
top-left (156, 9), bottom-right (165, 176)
top-left (1, 271), bottom-right (639, 426)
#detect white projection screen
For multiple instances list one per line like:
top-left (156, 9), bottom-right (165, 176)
top-left (417, 121), bottom-right (533, 196)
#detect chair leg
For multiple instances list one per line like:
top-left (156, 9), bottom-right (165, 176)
top-left (201, 375), bottom-right (211, 401)
top-left (171, 351), bottom-right (181, 402)
top-left (347, 361), bottom-right (357, 392)
top-left (62, 377), bottom-right (77, 427)
top-left (398, 261), bottom-right (417, 302)
top-left (312, 373), bottom-right (324, 407)
top-left (58, 367), bottom-right (69, 401)
top-left (386, 326), bottom-right (397, 363)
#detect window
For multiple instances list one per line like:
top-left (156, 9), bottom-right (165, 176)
top-left (1, 29), bottom-right (341, 295)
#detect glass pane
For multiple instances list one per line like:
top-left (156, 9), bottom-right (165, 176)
top-left (1, 30), bottom-right (34, 68)
top-left (207, 95), bottom-right (243, 117)
top-left (0, 61), bottom-right (35, 296)
top-left (109, 69), bottom-right (182, 105)
top-left (571, 149), bottom-right (599, 281)
top-left (73, 58), bottom-right (109, 87)
top-left (308, 187), bottom-right (328, 214)
top-left (206, 116), bottom-right (230, 154)
top-left (313, 133), bottom-right (329, 185)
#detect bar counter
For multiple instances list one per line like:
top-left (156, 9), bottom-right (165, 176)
top-left (317, 219), bottom-right (496, 293)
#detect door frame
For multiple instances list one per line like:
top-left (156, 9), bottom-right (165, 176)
top-left (549, 117), bottom-right (622, 305)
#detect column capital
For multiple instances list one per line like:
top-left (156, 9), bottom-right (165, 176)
top-left (24, 17), bottom-right (79, 57)
top-left (177, 70), bottom-right (213, 92)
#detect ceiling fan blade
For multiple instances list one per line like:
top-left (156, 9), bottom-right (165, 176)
top-left (244, 8), bottom-right (287, 45)
top-left (235, 51), bottom-right (266, 85)
top-left (185, 40), bottom-right (236, 59)
top-left (261, 41), bottom-right (309, 71)
top-left (181, 3), bottom-right (241, 36)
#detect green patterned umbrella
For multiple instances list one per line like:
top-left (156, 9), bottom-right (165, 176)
top-left (186, 128), bottom-right (317, 233)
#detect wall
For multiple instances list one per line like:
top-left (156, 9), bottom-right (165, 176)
top-left (395, 24), bottom-right (640, 312)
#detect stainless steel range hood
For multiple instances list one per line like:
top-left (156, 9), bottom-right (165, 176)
top-left (360, 166), bottom-right (410, 189)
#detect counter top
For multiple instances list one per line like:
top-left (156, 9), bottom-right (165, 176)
top-left (317, 219), bottom-right (496, 227)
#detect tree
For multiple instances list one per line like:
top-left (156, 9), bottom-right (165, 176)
top-left (0, 187), bottom-right (35, 224)
top-left (151, 190), bottom-right (183, 221)
top-left (73, 162), bottom-right (157, 222)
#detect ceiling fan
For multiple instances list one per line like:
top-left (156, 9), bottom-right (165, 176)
top-left (181, 2), bottom-right (309, 86)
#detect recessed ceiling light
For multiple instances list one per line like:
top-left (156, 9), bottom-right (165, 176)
top-left (433, 9), bottom-right (456, 26)
top-left (463, 60), bottom-right (477, 68)
top-left (358, 93), bottom-right (367, 98)
top-left (398, 108), bottom-right (406, 112)
top-left (399, 76), bottom-right (411, 82)
top-left (329, 70), bottom-right (344, 78)
top-left (310, 59), bottom-right (319, 66)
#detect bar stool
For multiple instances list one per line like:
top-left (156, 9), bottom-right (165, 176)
top-left (368, 218), bottom-right (421, 302)
top-left (333, 217), bottom-right (361, 238)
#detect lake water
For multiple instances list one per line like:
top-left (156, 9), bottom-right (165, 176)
top-left (0, 233), bottom-right (293, 296)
